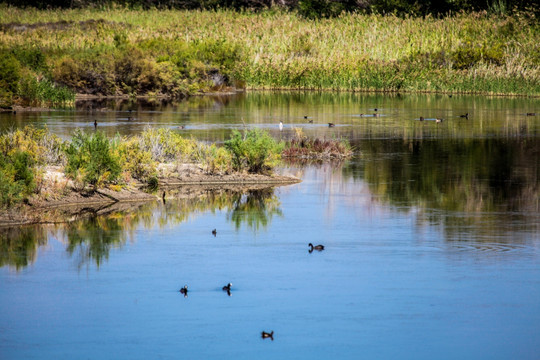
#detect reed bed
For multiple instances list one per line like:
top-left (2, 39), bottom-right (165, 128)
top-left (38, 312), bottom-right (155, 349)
top-left (0, 6), bottom-right (538, 103)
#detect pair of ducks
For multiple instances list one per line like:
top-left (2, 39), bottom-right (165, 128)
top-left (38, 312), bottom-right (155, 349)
top-left (261, 243), bottom-right (324, 340)
top-left (179, 282), bottom-right (233, 297)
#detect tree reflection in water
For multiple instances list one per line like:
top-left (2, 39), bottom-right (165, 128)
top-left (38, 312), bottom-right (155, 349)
top-left (0, 187), bottom-right (281, 270)
top-left (0, 226), bottom-right (47, 270)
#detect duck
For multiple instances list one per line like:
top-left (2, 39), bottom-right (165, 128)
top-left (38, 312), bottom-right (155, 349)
top-left (212, 229), bottom-right (217, 236)
top-left (179, 125), bottom-right (186, 129)
top-left (308, 119), bottom-right (313, 123)
top-left (261, 331), bottom-right (274, 340)
top-left (93, 120), bottom-right (97, 129)
top-left (436, 118), bottom-right (444, 123)
top-left (526, 113), bottom-right (536, 116)
top-left (127, 116), bottom-right (133, 121)
top-left (304, 115), bottom-right (308, 119)
top-left (179, 285), bottom-right (188, 296)
top-left (328, 123), bottom-right (335, 127)
top-left (419, 117), bottom-right (424, 121)
top-left (309, 243), bottom-right (324, 252)
top-left (222, 283), bottom-right (232, 291)
top-left (279, 121), bottom-right (283, 131)
top-left (373, 113), bottom-right (380, 118)
top-left (459, 113), bottom-right (469, 119)
top-left (374, 108), bottom-right (378, 111)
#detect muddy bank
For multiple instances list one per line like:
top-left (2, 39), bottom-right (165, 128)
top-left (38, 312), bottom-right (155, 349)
top-left (0, 166), bottom-right (300, 227)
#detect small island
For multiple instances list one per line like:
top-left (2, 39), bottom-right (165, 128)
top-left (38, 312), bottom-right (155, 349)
top-left (0, 126), bottom-right (351, 226)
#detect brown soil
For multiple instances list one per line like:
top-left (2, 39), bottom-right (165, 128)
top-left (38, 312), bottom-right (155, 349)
top-left (0, 164), bottom-right (301, 227)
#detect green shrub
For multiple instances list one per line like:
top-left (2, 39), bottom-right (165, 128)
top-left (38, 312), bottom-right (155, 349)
top-left (0, 151), bottom-right (35, 208)
top-left (224, 129), bottom-right (283, 174)
top-left (64, 130), bottom-right (121, 189)
top-left (0, 53), bottom-right (21, 107)
top-left (116, 137), bottom-right (157, 183)
top-left (0, 126), bottom-right (65, 166)
top-left (139, 127), bottom-right (198, 162)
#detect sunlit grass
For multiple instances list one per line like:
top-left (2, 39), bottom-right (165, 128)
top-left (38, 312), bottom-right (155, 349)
top-left (1, 6), bottom-right (538, 96)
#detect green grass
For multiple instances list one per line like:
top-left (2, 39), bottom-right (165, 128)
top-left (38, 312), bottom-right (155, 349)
top-left (0, 6), bottom-right (538, 107)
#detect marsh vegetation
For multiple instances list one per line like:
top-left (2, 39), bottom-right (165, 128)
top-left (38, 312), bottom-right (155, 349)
top-left (0, 5), bottom-right (538, 109)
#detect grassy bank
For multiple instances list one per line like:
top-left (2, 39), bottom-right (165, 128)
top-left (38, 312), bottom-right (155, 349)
top-left (0, 7), bottom-right (538, 108)
top-left (0, 126), bottom-right (350, 208)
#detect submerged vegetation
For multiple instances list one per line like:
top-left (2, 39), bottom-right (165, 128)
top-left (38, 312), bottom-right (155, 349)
top-left (0, 6), bottom-right (538, 109)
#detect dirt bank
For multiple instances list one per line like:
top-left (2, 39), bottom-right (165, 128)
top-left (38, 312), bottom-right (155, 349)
top-left (0, 164), bottom-right (301, 227)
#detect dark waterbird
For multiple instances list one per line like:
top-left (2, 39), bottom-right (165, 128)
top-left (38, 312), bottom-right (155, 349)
top-left (212, 229), bottom-right (217, 237)
top-left (459, 113), bottom-right (469, 119)
top-left (309, 243), bottom-right (324, 253)
top-left (93, 120), bottom-right (97, 129)
top-left (304, 115), bottom-right (308, 119)
top-left (419, 117), bottom-right (424, 121)
top-left (328, 123), bottom-right (335, 127)
top-left (261, 331), bottom-right (274, 340)
top-left (179, 285), bottom-right (188, 297)
top-left (526, 113), bottom-right (536, 116)
top-left (308, 119), bottom-right (314, 123)
top-left (222, 283), bottom-right (232, 296)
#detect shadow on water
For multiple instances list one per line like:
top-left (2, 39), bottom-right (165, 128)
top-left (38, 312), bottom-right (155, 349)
top-left (0, 187), bottom-right (281, 270)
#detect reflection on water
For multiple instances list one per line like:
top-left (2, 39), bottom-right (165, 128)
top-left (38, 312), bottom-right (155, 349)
top-left (0, 92), bottom-right (539, 359)
top-left (0, 226), bottom-right (47, 270)
top-left (0, 187), bottom-right (281, 270)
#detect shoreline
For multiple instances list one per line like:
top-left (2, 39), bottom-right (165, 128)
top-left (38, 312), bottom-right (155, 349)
top-left (0, 170), bottom-right (301, 227)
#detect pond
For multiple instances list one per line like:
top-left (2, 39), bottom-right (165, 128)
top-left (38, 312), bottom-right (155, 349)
top-left (1, 92), bottom-right (539, 359)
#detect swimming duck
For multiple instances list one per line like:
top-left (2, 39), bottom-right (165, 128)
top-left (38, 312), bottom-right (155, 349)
top-left (459, 113), bottom-right (469, 119)
top-left (212, 229), bottom-right (217, 236)
top-left (222, 283), bottom-right (232, 291)
top-left (308, 119), bottom-right (313, 123)
top-left (526, 113), bottom-right (536, 116)
top-left (328, 123), bottom-right (335, 127)
top-left (419, 117), bottom-right (424, 121)
top-left (436, 118), bottom-right (444, 123)
top-left (179, 285), bottom-right (188, 296)
top-left (261, 331), bottom-right (274, 340)
top-left (309, 243), bottom-right (324, 252)
top-left (304, 115), bottom-right (308, 119)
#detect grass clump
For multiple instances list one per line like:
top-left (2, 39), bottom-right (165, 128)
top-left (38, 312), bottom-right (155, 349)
top-left (64, 130), bottom-right (122, 190)
top-left (283, 128), bottom-right (353, 160)
top-left (225, 129), bottom-right (283, 174)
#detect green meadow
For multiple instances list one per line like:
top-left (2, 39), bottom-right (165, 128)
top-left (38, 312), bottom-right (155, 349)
top-left (0, 6), bottom-right (539, 107)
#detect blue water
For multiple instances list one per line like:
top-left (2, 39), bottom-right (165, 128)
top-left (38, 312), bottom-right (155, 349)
top-left (1, 93), bottom-right (540, 359)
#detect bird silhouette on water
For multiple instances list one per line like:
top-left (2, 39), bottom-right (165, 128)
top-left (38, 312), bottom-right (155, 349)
top-left (179, 285), bottom-right (188, 297)
top-left (261, 331), bottom-right (274, 340)
top-left (212, 229), bottom-right (217, 237)
top-left (459, 113), bottom-right (469, 119)
top-left (222, 283), bottom-right (232, 296)
top-left (328, 123), bottom-right (335, 127)
top-left (309, 243), bottom-right (325, 253)
top-left (93, 120), bottom-right (97, 129)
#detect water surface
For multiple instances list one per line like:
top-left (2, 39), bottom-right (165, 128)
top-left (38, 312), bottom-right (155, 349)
top-left (1, 92), bottom-right (539, 359)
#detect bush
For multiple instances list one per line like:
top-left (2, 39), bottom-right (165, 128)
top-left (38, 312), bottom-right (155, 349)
top-left (224, 129), bottom-right (283, 174)
top-left (116, 137), bottom-right (157, 183)
top-left (0, 126), bottom-right (65, 166)
top-left (139, 127), bottom-right (198, 162)
top-left (64, 130), bottom-right (121, 189)
top-left (0, 151), bottom-right (35, 208)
